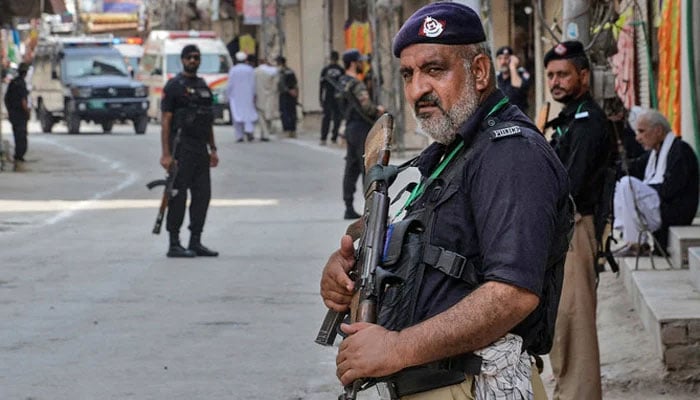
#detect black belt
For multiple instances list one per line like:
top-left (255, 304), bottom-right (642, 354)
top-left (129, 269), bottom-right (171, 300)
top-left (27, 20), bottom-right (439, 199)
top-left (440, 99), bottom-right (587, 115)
top-left (384, 354), bottom-right (482, 397)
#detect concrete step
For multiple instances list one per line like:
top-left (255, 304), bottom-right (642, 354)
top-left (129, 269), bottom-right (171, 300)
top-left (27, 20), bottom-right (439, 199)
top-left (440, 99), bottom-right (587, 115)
top-left (619, 256), bottom-right (700, 373)
top-left (689, 247), bottom-right (700, 292)
top-left (667, 226), bottom-right (700, 268)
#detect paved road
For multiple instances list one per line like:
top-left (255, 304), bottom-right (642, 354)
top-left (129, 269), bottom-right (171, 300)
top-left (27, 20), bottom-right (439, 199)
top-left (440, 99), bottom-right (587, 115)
top-left (0, 120), bottom-right (389, 399)
top-left (2, 120), bottom-right (696, 400)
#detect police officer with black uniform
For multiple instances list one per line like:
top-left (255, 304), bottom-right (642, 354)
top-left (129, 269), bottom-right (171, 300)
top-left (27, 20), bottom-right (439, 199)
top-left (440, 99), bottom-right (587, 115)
top-left (495, 46), bottom-right (531, 114)
top-left (339, 49), bottom-right (385, 219)
top-left (3, 62), bottom-right (30, 172)
top-left (319, 50), bottom-right (344, 145)
top-left (320, 3), bottom-right (572, 398)
top-left (160, 44), bottom-right (219, 258)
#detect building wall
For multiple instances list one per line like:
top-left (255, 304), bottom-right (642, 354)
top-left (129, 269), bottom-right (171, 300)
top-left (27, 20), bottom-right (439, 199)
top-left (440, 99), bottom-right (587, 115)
top-left (300, 0), bottom-right (325, 112)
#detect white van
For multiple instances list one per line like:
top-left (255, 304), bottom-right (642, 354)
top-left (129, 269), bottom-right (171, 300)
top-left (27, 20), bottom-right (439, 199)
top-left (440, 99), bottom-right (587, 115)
top-left (136, 30), bottom-right (232, 123)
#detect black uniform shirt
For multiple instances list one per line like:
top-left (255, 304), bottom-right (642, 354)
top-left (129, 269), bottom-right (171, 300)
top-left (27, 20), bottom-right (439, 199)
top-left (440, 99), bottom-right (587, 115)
top-left (4, 75), bottom-right (28, 120)
top-left (550, 92), bottom-right (611, 215)
top-left (161, 73), bottom-right (213, 153)
top-left (319, 63), bottom-right (344, 106)
top-left (497, 68), bottom-right (530, 113)
top-left (408, 91), bottom-right (570, 323)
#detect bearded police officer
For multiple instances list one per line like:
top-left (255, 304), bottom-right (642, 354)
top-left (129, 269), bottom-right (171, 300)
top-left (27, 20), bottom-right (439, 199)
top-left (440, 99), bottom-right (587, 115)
top-left (160, 44), bottom-right (219, 258)
top-left (544, 40), bottom-right (613, 400)
top-left (320, 2), bottom-right (573, 398)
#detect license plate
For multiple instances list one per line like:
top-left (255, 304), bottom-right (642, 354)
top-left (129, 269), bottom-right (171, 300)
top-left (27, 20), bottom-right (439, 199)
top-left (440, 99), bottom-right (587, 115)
top-left (108, 103), bottom-right (123, 109)
top-left (88, 100), bottom-right (105, 109)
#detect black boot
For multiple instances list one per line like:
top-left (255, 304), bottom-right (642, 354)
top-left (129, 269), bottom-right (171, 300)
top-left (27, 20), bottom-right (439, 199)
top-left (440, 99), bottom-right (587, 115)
top-left (188, 234), bottom-right (219, 257)
top-left (167, 232), bottom-right (196, 258)
top-left (344, 207), bottom-right (361, 220)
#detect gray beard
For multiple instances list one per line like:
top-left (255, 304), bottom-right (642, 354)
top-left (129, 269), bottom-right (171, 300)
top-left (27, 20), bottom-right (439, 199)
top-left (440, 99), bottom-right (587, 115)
top-left (413, 74), bottom-right (480, 145)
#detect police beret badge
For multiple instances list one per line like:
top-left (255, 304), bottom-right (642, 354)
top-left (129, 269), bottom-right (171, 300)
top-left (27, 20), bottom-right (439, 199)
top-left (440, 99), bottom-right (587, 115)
top-left (420, 16), bottom-right (446, 38)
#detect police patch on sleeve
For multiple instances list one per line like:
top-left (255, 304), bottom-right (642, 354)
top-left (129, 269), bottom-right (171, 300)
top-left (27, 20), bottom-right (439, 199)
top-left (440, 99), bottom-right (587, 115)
top-left (489, 124), bottom-right (523, 141)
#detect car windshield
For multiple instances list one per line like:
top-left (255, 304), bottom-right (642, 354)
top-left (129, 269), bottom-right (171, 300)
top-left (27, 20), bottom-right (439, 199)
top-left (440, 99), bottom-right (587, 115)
top-left (166, 53), bottom-right (230, 74)
top-left (65, 54), bottom-right (129, 78)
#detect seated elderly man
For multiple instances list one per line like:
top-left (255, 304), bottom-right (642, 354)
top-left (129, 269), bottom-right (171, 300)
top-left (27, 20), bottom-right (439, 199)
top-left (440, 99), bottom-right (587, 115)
top-left (614, 108), bottom-right (699, 256)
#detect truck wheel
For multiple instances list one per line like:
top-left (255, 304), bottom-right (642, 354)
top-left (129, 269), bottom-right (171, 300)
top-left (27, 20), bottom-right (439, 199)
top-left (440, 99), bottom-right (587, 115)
top-left (101, 120), bottom-right (114, 133)
top-left (38, 101), bottom-right (53, 133)
top-left (134, 114), bottom-right (148, 134)
top-left (66, 112), bottom-right (81, 134)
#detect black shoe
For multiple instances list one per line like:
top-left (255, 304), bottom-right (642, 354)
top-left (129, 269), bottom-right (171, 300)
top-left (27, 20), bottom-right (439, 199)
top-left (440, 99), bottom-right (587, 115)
top-left (189, 243), bottom-right (219, 257)
top-left (344, 209), bottom-right (362, 220)
top-left (167, 244), bottom-right (196, 258)
top-left (260, 137), bottom-right (270, 142)
top-left (246, 134), bottom-right (254, 142)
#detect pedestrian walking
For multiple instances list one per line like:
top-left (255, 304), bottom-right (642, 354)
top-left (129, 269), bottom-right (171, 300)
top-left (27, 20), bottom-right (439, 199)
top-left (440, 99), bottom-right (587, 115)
top-left (3, 62), bottom-right (30, 172)
top-left (319, 50), bottom-right (344, 145)
top-left (276, 56), bottom-right (299, 138)
top-left (226, 52), bottom-right (259, 142)
top-left (320, 4), bottom-right (572, 398)
top-left (160, 44), bottom-right (219, 258)
top-left (254, 57), bottom-right (280, 139)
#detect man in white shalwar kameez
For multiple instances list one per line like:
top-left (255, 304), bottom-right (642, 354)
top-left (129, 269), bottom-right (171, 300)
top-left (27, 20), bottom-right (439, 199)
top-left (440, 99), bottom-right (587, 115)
top-left (254, 58), bottom-right (280, 140)
top-left (226, 52), bottom-right (258, 142)
top-left (613, 108), bottom-right (699, 256)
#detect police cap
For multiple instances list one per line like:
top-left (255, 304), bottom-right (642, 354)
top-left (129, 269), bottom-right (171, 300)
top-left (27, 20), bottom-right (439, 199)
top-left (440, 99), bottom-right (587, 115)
top-left (543, 41), bottom-right (588, 67)
top-left (342, 49), bottom-right (366, 65)
top-left (496, 46), bottom-right (513, 56)
top-left (392, 2), bottom-right (486, 57)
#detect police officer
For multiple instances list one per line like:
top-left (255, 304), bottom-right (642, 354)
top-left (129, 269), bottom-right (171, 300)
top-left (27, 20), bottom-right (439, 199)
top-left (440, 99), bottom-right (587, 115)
top-left (160, 44), bottom-right (219, 258)
top-left (339, 49), bottom-right (384, 219)
top-left (3, 62), bottom-right (30, 172)
top-left (320, 3), bottom-right (572, 398)
top-left (544, 40), bottom-right (613, 400)
top-left (319, 50), bottom-right (344, 145)
top-left (495, 46), bottom-right (531, 114)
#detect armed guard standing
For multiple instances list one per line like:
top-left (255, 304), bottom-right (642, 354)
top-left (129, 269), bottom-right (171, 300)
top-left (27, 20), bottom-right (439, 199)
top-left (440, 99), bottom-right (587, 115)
top-left (160, 44), bottom-right (220, 258)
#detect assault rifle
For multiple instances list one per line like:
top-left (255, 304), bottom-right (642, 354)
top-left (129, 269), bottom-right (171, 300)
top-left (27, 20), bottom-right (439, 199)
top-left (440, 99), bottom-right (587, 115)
top-left (146, 127), bottom-right (183, 234)
top-left (315, 113), bottom-right (400, 400)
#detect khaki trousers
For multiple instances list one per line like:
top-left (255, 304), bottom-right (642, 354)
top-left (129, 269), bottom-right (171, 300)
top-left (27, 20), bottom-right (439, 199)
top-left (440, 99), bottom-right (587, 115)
top-left (402, 364), bottom-right (547, 400)
top-left (549, 215), bottom-right (602, 400)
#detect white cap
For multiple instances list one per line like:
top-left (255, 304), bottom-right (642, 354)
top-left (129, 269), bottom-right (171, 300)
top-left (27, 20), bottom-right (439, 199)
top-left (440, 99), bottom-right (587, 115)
top-left (235, 51), bottom-right (247, 62)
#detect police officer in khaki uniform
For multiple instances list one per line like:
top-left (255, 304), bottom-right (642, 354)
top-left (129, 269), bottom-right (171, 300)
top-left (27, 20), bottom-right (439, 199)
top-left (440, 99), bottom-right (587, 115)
top-left (160, 44), bottom-right (219, 258)
top-left (544, 41), bottom-right (613, 400)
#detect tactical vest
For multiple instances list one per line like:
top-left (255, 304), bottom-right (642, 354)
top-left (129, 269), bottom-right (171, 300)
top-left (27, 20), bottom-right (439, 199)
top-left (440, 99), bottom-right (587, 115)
top-left (172, 76), bottom-right (214, 146)
top-left (378, 117), bottom-right (574, 356)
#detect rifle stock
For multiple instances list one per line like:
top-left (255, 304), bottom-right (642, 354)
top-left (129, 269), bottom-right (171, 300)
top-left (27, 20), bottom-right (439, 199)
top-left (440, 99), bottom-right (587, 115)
top-left (146, 128), bottom-right (182, 235)
top-left (315, 114), bottom-right (395, 400)
top-left (535, 101), bottom-right (551, 134)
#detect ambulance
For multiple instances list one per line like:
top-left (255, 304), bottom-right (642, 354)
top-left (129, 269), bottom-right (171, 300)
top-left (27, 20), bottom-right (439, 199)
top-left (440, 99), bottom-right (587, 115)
top-left (137, 30), bottom-right (232, 123)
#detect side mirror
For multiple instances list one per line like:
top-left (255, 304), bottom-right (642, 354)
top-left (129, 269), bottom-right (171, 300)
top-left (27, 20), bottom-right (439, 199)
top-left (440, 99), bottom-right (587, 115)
top-left (51, 70), bottom-right (59, 80)
top-left (152, 68), bottom-right (162, 76)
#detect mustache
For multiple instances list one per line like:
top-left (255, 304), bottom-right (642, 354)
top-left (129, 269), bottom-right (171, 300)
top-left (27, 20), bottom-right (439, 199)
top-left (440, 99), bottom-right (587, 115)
top-left (414, 94), bottom-right (446, 115)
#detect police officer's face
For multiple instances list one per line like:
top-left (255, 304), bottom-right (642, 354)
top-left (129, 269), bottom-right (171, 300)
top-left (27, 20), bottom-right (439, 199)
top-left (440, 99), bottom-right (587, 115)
top-left (545, 59), bottom-right (588, 103)
top-left (400, 43), bottom-right (484, 144)
top-left (635, 116), bottom-right (666, 151)
top-left (182, 52), bottom-right (201, 74)
top-left (496, 54), bottom-right (510, 72)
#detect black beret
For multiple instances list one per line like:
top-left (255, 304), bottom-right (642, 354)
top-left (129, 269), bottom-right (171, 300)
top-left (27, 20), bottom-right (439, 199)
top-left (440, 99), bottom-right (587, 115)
top-left (342, 49), bottom-right (367, 65)
top-left (180, 44), bottom-right (200, 59)
top-left (496, 46), bottom-right (513, 56)
top-left (543, 41), bottom-right (587, 67)
top-left (392, 2), bottom-right (486, 57)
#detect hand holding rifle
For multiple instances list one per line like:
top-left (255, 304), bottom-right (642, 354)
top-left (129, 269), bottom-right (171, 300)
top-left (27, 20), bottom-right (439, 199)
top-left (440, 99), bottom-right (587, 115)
top-left (317, 114), bottom-right (402, 399)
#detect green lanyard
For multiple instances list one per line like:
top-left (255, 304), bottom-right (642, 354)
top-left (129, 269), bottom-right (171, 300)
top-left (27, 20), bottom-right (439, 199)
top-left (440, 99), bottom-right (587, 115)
top-left (555, 102), bottom-right (585, 138)
top-left (394, 97), bottom-right (509, 219)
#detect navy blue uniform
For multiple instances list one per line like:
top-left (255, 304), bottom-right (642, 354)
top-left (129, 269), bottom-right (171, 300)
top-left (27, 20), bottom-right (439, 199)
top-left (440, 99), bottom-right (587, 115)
top-left (405, 92), bottom-right (569, 330)
top-left (161, 73), bottom-right (214, 236)
top-left (497, 68), bottom-right (530, 114)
